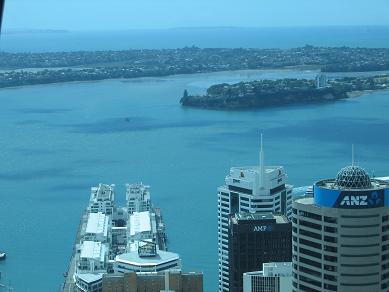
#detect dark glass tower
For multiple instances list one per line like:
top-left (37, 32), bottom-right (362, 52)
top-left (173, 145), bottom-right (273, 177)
top-left (228, 212), bottom-right (292, 292)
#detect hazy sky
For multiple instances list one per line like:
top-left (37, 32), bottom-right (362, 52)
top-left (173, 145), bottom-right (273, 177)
top-left (3, 0), bottom-right (389, 31)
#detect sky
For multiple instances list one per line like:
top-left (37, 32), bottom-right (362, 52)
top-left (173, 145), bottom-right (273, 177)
top-left (3, 0), bottom-right (389, 31)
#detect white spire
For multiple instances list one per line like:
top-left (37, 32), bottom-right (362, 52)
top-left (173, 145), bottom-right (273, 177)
top-left (259, 133), bottom-right (265, 189)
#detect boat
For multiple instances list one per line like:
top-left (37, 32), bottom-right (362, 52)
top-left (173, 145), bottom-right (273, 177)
top-left (0, 251), bottom-right (6, 260)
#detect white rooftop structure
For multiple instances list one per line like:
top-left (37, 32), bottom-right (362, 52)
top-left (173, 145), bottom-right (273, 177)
top-left (226, 165), bottom-right (289, 197)
top-left (114, 250), bottom-right (181, 274)
top-left (129, 211), bottom-right (151, 237)
top-left (84, 212), bottom-right (110, 243)
top-left (77, 241), bottom-right (108, 274)
top-left (89, 183), bottom-right (115, 215)
top-left (80, 241), bottom-right (107, 264)
top-left (74, 273), bottom-right (104, 292)
top-left (126, 183), bottom-right (151, 214)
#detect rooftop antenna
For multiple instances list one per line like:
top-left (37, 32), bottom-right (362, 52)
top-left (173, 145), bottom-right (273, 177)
top-left (351, 144), bottom-right (355, 166)
top-left (259, 133), bottom-right (265, 189)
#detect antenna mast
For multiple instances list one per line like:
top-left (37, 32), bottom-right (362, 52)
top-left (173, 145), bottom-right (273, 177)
top-left (352, 144), bottom-right (355, 166)
top-left (259, 133), bottom-right (265, 188)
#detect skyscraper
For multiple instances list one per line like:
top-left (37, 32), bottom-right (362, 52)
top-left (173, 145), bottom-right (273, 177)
top-left (292, 165), bottom-right (389, 292)
top-left (229, 213), bottom-right (292, 292)
top-left (217, 139), bottom-right (293, 292)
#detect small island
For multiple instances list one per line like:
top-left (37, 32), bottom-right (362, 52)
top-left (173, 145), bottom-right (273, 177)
top-left (180, 75), bottom-right (389, 110)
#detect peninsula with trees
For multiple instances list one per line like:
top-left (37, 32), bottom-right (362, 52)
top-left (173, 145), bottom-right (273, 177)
top-left (1, 46), bottom-right (389, 88)
top-left (180, 75), bottom-right (389, 110)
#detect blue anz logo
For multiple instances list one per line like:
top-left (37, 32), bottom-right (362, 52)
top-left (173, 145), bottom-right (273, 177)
top-left (367, 191), bottom-right (382, 206)
top-left (334, 190), bottom-right (384, 209)
top-left (340, 195), bottom-right (367, 206)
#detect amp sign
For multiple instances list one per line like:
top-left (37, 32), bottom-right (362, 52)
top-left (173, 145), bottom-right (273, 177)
top-left (253, 225), bottom-right (272, 232)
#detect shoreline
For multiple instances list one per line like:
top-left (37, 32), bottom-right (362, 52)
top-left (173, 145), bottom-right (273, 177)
top-left (1, 65), bottom-right (387, 91)
top-left (0, 67), bottom-right (320, 90)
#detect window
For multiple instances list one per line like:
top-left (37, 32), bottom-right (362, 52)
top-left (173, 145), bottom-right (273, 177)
top-left (299, 211), bottom-right (322, 221)
top-left (324, 216), bottom-right (337, 224)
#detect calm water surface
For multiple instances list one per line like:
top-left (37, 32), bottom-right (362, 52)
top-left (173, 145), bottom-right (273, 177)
top-left (0, 68), bottom-right (389, 291)
top-left (2, 26), bottom-right (389, 52)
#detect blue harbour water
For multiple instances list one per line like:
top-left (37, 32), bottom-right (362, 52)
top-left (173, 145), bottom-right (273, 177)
top-left (0, 27), bottom-right (389, 291)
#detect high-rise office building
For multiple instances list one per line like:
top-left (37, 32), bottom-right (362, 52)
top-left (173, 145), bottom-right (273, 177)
top-left (218, 140), bottom-right (293, 292)
top-left (293, 165), bottom-right (389, 292)
top-left (243, 262), bottom-right (292, 292)
top-left (229, 213), bottom-right (292, 292)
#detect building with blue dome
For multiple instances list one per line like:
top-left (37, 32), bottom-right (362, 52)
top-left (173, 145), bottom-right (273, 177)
top-left (292, 165), bottom-right (389, 292)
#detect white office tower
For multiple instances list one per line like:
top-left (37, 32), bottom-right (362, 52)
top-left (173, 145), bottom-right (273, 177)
top-left (126, 183), bottom-right (151, 214)
top-left (243, 262), bottom-right (292, 292)
top-left (217, 138), bottom-right (293, 292)
top-left (89, 183), bottom-right (115, 215)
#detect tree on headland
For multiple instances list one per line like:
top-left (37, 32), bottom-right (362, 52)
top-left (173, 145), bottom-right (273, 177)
top-left (183, 89), bottom-right (189, 98)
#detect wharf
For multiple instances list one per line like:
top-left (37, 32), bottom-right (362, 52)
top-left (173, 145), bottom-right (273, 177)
top-left (61, 210), bottom-right (88, 292)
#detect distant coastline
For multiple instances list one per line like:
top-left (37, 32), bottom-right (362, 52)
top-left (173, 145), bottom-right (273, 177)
top-left (0, 46), bottom-right (389, 89)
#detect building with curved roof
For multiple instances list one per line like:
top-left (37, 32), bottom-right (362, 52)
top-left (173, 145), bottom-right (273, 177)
top-left (292, 165), bottom-right (389, 292)
top-left (114, 248), bottom-right (181, 274)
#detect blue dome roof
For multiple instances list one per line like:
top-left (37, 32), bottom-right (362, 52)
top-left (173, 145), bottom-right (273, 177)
top-left (335, 165), bottom-right (371, 189)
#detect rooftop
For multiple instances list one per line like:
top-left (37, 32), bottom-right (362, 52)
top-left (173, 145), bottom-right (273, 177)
top-left (230, 165), bottom-right (282, 174)
top-left (317, 178), bottom-right (389, 191)
top-left (316, 165), bottom-right (389, 191)
top-left (76, 273), bottom-right (104, 284)
top-left (233, 212), bottom-right (288, 224)
top-left (335, 165), bottom-right (371, 189)
top-left (85, 212), bottom-right (109, 237)
top-left (90, 183), bottom-right (115, 202)
top-left (129, 211), bottom-right (151, 236)
top-left (115, 250), bottom-right (180, 267)
top-left (80, 241), bottom-right (107, 262)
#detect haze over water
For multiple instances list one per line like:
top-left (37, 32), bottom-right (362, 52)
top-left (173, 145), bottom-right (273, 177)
top-left (2, 26), bottom-right (389, 52)
top-left (1, 28), bottom-right (389, 291)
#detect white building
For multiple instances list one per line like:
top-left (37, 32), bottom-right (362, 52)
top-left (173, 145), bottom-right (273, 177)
top-left (217, 138), bottom-right (293, 292)
top-left (293, 166), bottom-right (389, 292)
top-left (83, 212), bottom-right (110, 243)
top-left (114, 249), bottom-right (181, 274)
top-left (243, 262), bottom-right (292, 292)
top-left (74, 273), bottom-right (104, 292)
top-left (77, 241), bottom-right (108, 273)
top-left (126, 183), bottom-right (151, 214)
top-left (315, 73), bottom-right (328, 89)
top-left (127, 211), bottom-right (156, 245)
top-left (89, 183), bottom-right (115, 215)
top-left (75, 241), bottom-right (108, 292)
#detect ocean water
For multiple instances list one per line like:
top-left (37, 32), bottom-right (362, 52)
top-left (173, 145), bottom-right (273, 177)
top-left (2, 26), bottom-right (389, 53)
top-left (0, 69), bottom-right (389, 291)
top-left (1, 28), bottom-right (389, 291)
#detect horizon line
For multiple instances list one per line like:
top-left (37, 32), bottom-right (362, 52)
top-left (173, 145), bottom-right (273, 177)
top-left (4, 24), bottom-right (389, 34)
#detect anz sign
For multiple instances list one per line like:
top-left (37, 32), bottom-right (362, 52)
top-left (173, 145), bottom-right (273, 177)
top-left (334, 190), bottom-right (384, 209)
